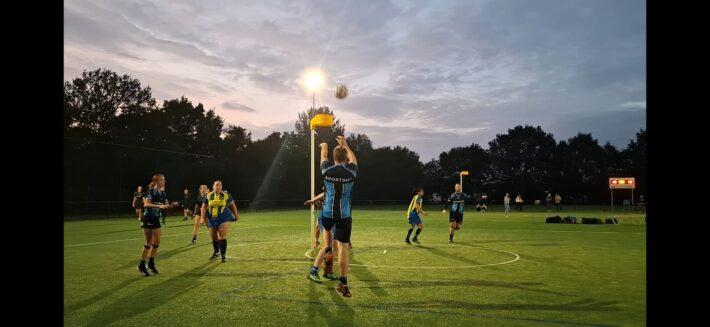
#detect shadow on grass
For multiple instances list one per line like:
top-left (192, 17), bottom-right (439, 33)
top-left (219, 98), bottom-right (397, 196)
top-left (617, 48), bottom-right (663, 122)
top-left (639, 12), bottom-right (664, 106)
top-left (402, 297), bottom-right (623, 312)
top-left (416, 244), bottom-right (483, 266)
top-left (84, 262), bottom-right (219, 326)
top-left (64, 277), bottom-right (142, 314)
top-left (95, 227), bottom-right (145, 235)
top-left (307, 282), bottom-right (344, 326)
top-left (354, 279), bottom-right (570, 297)
top-left (521, 253), bottom-right (581, 271)
top-left (234, 257), bottom-right (310, 263)
top-left (326, 283), bottom-right (355, 326)
top-left (240, 295), bottom-right (619, 327)
top-left (116, 243), bottom-right (210, 270)
top-left (350, 257), bottom-right (388, 298)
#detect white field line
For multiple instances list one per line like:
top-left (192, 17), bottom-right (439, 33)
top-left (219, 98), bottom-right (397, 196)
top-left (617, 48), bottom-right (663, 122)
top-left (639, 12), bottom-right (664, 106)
top-left (296, 244), bottom-right (520, 269)
top-left (369, 226), bottom-right (645, 234)
top-left (64, 225), bottom-right (280, 248)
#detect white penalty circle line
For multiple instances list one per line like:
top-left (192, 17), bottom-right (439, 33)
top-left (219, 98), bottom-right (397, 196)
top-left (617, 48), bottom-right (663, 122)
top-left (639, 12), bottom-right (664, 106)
top-left (300, 244), bottom-right (520, 269)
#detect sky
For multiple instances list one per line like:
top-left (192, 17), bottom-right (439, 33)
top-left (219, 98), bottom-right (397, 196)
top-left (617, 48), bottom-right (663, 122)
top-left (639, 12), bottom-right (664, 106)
top-left (64, 0), bottom-right (646, 161)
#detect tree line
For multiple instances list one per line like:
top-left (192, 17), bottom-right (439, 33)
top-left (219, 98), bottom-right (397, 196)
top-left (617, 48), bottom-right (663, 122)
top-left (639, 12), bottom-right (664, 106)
top-left (64, 69), bottom-right (646, 208)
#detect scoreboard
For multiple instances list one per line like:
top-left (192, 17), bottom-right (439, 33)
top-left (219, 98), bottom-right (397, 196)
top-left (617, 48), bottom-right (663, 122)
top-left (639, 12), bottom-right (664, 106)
top-left (609, 177), bottom-right (635, 189)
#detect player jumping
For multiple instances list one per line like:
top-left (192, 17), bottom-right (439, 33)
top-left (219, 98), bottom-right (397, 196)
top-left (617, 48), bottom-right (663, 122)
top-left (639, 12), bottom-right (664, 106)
top-left (405, 187), bottom-right (427, 244)
top-left (442, 183), bottom-right (471, 243)
top-left (307, 136), bottom-right (358, 298)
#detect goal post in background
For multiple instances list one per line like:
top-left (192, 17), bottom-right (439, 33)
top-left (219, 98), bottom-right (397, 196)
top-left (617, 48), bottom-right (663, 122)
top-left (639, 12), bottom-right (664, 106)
top-left (308, 113), bottom-right (334, 258)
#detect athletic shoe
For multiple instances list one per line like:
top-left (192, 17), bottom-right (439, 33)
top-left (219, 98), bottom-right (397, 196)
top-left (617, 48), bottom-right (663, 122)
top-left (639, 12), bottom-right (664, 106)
top-left (210, 253), bottom-right (220, 261)
top-left (448, 239), bottom-right (453, 243)
top-left (336, 283), bottom-right (351, 298)
top-left (221, 256), bottom-right (226, 263)
top-left (138, 264), bottom-right (150, 277)
top-left (405, 239), bottom-right (411, 244)
top-left (412, 238), bottom-right (420, 244)
top-left (323, 272), bottom-right (337, 280)
top-left (147, 263), bottom-right (159, 274)
top-left (189, 239), bottom-right (196, 245)
top-left (307, 272), bottom-right (324, 284)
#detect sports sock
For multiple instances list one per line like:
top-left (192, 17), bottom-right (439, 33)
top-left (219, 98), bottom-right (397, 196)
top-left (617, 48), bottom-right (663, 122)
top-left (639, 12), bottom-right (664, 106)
top-left (148, 257), bottom-right (155, 266)
top-left (139, 260), bottom-right (146, 267)
top-left (219, 239), bottom-right (227, 257)
top-left (415, 228), bottom-right (422, 237)
top-left (406, 228), bottom-right (413, 240)
top-left (212, 240), bottom-right (219, 254)
top-left (192, 235), bottom-right (197, 241)
top-left (449, 233), bottom-right (454, 241)
top-left (339, 276), bottom-right (348, 285)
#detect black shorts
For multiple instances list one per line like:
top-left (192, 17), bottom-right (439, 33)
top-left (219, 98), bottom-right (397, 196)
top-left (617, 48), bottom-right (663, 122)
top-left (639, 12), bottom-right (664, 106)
top-left (449, 211), bottom-right (463, 224)
top-left (141, 215), bottom-right (162, 229)
top-left (321, 217), bottom-right (352, 243)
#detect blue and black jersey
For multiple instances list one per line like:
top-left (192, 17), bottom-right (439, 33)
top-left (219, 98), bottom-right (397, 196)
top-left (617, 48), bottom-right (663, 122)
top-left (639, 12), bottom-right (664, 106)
top-left (321, 160), bottom-right (357, 219)
top-left (447, 192), bottom-right (471, 213)
top-left (195, 194), bottom-right (207, 209)
top-left (143, 188), bottom-right (168, 218)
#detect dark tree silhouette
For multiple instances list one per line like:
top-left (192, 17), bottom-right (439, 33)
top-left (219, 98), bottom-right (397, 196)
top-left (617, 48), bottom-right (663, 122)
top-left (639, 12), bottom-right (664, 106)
top-left (63, 69), bottom-right (646, 215)
top-left (64, 69), bottom-right (156, 137)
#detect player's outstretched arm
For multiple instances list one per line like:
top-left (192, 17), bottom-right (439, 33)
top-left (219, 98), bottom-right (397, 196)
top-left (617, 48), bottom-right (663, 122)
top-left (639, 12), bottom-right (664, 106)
top-left (442, 197), bottom-right (451, 214)
top-left (416, 203), bottom-right (427, 216)
top-left (320, 142), bottom-right (329, 163)
top-left (304, 192), bottom-right (326, 206)
top-left (337, 136), bottom-right (357, 165)
top-left (143, 197), bottom-right (168, 209)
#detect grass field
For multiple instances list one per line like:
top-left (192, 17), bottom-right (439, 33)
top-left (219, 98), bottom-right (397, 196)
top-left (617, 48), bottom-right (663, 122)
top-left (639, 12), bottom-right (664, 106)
top-left (64, 209), bottom-right (646, 326)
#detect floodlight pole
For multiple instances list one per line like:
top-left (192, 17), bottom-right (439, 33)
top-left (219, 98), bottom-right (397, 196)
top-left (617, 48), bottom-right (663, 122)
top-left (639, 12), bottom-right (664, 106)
top-left (310, 127), bottom-right (315, 252)
top-left (310, 91), bottom-right (316, 253)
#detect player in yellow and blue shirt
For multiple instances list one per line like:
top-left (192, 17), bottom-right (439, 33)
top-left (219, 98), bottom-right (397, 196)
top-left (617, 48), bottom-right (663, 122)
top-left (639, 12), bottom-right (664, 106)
top-left (201, 180), bottom-right (239, 263)
top-left (405, 187), bottom-right (427, 244)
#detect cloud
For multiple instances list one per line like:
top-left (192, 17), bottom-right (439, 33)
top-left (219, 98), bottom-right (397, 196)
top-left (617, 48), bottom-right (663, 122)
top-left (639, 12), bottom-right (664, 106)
top-left (548, 109), bottom-right (646, 149)
top-left (65, 0), bottom-right (646, 162)
top-left (221, 101), bottom-right (257, 112)
top-left (620, 101), bottom-right (646, 109)
top-left (348, 122), bottom-right (493, 161)
top-left (248, 73), bottom-right (294, 93)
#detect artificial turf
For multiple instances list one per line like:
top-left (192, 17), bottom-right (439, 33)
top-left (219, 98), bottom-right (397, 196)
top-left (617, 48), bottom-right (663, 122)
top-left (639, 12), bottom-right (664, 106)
top-left (64, 209), bottom-right (646, 326)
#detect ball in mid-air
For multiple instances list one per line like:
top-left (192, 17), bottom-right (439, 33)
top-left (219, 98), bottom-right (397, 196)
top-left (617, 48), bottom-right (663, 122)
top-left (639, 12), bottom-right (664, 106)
top-left (334, 84), bottom-right (348, 99)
